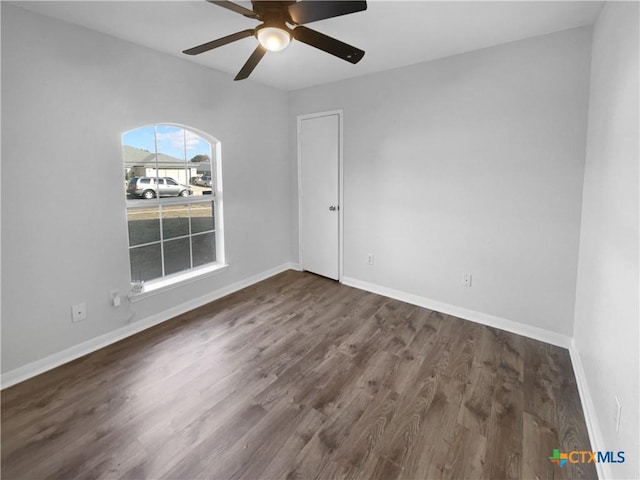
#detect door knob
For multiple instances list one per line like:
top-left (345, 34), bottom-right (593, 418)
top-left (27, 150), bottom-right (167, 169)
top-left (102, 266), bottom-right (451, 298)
top-left (329, 205), bottom-right (338, 211)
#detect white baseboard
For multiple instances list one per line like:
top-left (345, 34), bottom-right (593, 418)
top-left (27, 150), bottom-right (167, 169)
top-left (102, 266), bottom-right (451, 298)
top-left (1, 262), bottom-right (298, 390)
top-left (3, 266), bottom-right (601, 477)
top-left (341, 276), bottom-right (572, 349)
top-left (341, 277), bottom-right (610, 474)
top-left (569, 339), bottom-right (608, 480)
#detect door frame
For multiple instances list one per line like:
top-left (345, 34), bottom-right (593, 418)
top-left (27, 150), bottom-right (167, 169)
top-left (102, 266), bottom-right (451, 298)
top-left (297, 109), bottom-right (344, 282)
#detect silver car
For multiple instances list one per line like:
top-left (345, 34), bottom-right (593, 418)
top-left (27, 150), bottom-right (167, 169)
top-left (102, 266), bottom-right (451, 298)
top-left (194, 175), bottom-right (212, 188)
top-left (127, 177), bottom-right (190, 199)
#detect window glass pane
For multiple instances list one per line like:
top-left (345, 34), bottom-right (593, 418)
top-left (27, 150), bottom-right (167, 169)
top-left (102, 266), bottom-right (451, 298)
top-left (123, 126), bottom-right (158, 200)
top-left (191, 202), bottom-right (215, 234)
top-left (187, 132), bottom-right (213, 197)
top-left (164, 237), bottom-right (191, 276)
top-left (192, 232), bottom-right (216, 267)
top-left (128, 206), bottom-right (160, 246)
top-left (123, 168), bottom-right (129, 197)
top-left (162, 204), bottom-right (190, 240)
top-left (156, 126), bottom-right (190, 193)
top-left (130, 244), bottom-right (162, 282)
top-left (122, 125), bottom-right (220, 285)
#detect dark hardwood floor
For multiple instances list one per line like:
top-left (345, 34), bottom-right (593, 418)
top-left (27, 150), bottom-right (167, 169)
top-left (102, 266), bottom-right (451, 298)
top-left (1, 270), bottom-right (596, 479)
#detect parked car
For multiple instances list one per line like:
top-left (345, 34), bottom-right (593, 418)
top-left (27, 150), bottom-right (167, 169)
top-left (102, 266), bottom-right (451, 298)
top-left (127, 177), bottom-right (190, 199)
top-left (194, 175), bottom-right (212, 188)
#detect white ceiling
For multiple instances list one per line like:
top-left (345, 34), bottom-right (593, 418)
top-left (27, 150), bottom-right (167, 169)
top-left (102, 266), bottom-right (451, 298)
top-left (14, 0), bottom-right (603, 91)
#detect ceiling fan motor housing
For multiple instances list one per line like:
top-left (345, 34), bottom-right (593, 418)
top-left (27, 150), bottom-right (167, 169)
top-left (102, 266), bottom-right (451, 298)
top-left (251, 1), bottom-right (296, 24)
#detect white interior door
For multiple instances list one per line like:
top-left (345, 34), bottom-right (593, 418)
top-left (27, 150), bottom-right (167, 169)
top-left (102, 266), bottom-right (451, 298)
top-left (298, 112), bottom-right (341, 280)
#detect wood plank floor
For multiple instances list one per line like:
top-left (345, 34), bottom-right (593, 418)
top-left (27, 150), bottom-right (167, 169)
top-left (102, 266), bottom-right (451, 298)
top-left (2, 270), bottom-right (596, 479)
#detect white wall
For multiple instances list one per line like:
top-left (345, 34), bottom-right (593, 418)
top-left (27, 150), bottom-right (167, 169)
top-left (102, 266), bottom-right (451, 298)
top-left (1, 4), bottom-right (291, 374)
top-left (290, 27), bottom-right (592, 336)
top-left (573, 2), bottom-right (639, 479)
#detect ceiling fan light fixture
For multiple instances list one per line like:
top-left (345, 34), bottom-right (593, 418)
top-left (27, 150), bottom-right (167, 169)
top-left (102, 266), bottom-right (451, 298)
top-left (256, 26), bottom-right (291, 52)
top-left (184, 1), bottom-right (368, 81)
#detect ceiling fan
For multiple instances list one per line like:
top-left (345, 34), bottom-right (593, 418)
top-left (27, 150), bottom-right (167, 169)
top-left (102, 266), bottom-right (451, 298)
top-left (183, 1), bottom-right (367, 81)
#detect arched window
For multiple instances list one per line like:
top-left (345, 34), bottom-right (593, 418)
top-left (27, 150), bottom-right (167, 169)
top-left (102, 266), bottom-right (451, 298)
top-left (122, 124), bottom-right (224, 293)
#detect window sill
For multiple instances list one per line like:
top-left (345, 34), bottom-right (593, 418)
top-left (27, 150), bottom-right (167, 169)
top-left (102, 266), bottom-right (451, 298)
top-left (128, 263), bottom-right (229, 303)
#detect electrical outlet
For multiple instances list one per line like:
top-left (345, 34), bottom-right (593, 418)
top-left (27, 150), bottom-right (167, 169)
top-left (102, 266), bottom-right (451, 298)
top-left (367, 253), bottom-right (374, 265)
top-left (71, 302), bottom-right (87, 322)
top-left (462, 273), bottom-right (472, 287)
top-left (615, 395), bottom-right (622, 433)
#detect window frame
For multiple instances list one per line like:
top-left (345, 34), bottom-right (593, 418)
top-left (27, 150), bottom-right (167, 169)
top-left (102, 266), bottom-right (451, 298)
top-left (122, 124), bottom-right (226, 300)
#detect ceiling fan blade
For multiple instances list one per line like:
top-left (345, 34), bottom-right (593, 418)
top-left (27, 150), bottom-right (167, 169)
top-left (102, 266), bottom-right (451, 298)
top-left (183, 29), bottom-right (255, 55)
top-left (288, 1), bottom-right (366, 25)
top-left (207, 1), bottom-right (258, 19)
top-left (234, 45), bottom-right (267, 80)
top-left (293, 26), bottom-right (364, 64)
